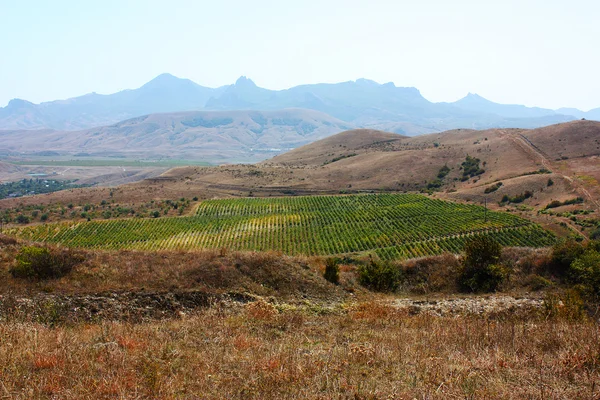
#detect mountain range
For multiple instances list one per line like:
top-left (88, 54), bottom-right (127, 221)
top-left (0, 109), bottom-right (352, 163)
top-left (2, 74), bottom-right (598, 135)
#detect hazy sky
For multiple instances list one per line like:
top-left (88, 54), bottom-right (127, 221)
top-left (1, 0), bottom-right (599, 110)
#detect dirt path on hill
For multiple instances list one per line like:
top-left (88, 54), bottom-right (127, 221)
top-left (501, 129), bottom-right (599, 211)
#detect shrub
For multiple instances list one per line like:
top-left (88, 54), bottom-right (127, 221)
top-left (484, 182), bottom-right (502, 194)
top-left (458, 263), bottom-right (508, 293)
top-left (458, 237), bottom-right (507, 292)
top-left (501, 191), bottom-right (533, 204)
top-left (461, 155), bottom-right (484, 179)
top-left (586, 240), bottom-right (600, 253)
top-left (463, 236), bottom-right (501, 270)
top-left (10, 246), bottom-right (84, 280)
top-left (437, 165), bottom-right (451, 179)
top-left (569, 250), bottom-right (600, 298)
top-left (323, 258), bottom-right (340, 285)
top-left (590, 227), bottom-right (600, 240)
top-left (545, 197), bottom-right (584, 209)
top-left (400, 254), bottom-right (460, 293)
top-left (550, 239), bottom-right (585, 276)
top-left (358, 258), bottom-right (400, 292)
top-left (15, 214), bottom-right (30, 224)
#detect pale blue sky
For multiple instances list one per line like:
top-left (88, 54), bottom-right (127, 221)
top-left (1, 0), bottom-right (599, 110)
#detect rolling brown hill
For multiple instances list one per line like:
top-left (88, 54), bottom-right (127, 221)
top-left (2, 120), bottom-right (599, 237)
top-left (0, 109), bottom-right (352, 164)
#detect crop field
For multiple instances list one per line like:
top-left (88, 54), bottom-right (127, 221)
top-left (7, 194), bottom-right (555, 260)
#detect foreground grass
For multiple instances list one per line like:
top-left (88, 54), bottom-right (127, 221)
top-left (1, 302), bottom-right (599, 399)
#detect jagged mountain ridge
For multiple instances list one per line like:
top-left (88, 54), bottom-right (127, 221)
top-left (0, 74), bottom-right (593, 133)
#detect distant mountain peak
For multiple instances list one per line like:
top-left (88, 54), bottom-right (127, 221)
top-left (356, 78), bottom-right (379, 86)
top-left (6, 98), bottom-right (35, 109)
top-left (235, 76), bottom-right (257, 88)
top-left (154, 72), bottom-right (179, 81)
top-left (463, 93), bottom-right (486, 100)
top-left (142, 73), bottom-right (189, 89)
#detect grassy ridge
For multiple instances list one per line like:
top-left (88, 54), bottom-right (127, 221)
top-left (8, 194), bottom-right (555, 259)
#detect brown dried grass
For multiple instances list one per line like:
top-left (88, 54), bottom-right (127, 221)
top-left (0, 302), bottom-right (598, 399)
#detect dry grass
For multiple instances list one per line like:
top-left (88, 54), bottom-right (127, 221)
top-left (1, 301), bottom-right (599, 399)
top-left (0, 243), bottom-right (345, 303)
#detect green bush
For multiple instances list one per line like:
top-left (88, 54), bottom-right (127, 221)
top-left (323, 258), bottom-right (340, 285)
top-left (358, 258), bottom-right (400, 292)
top-left (569, 250), bottom-right (600, 298)
top-left (458, 263), bottom-right (508, 293)
top-left (550, 239), bottom-right (585, 275)
top-left (10, 246), bottom-right (84, 280)
top-left (15, 214), bottom-right (30, 224)
top-left (458, 237), bottom-right (507, 292)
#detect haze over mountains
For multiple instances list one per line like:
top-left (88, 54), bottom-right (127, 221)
top-left (0, 109), bottom-right (351, 163)
top-left (1, 73), bottom-right (599, 163)
top-left (1, 73), bottom-right (597, 134)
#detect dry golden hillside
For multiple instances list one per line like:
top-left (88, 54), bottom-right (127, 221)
top-left (2, 120), bottom-right (599, 237)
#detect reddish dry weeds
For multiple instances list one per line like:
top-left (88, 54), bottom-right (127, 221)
top-left (1, 302), bottom-right (599, 399)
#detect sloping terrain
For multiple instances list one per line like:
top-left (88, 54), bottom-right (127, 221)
top-left (0, 109), bottom-right (352, 163)
top-left (8, 194), bottom-right (554, 260)
top-left (2, 121), bottom-right (599, 241)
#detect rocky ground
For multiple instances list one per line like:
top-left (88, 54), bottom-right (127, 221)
top-left (394, 295), bottom-right (545, 317)
top-left (0, 290), bottom-right (257, 324)
top-left (0, 288), bottom-right (552, 325)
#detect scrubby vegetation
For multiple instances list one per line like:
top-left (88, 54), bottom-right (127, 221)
top-left (0, 196), bottom-right (193, 224)
top-left (457, 237), bottom-right (507, 292)
top-left (358, 258), bottom-right (399, 291)
top-left (0, 178), bottom-right (90, 200)
top-left (460, 155), bottom-right (485, 181)
top-left (323, 258), bottom-right (340, 284)
top-left (426, 165), bottom-right (451, 190)
top-left (501, 191), bottom-right (533, 204)
top-left (545, 197), bottom-right (585, 209)
top-left (484, 181), bottom-right (503, 194)
top-left (521, 168), bottom-right (552, 176)
top-left (10, 246), bottom-right (84, 280)
top-left (323, 153), bottom-right (357, 165)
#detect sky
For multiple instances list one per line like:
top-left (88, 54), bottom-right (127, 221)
top-left (1, 0), bottom-right (599, 110)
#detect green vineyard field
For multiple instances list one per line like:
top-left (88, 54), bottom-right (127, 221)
top-left (6, 194), bottom-right (556, 260)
